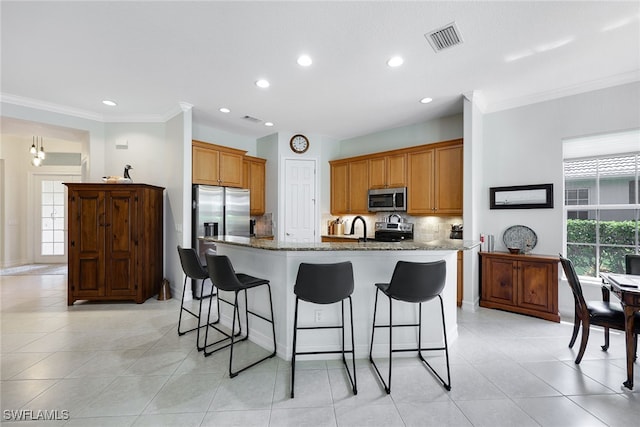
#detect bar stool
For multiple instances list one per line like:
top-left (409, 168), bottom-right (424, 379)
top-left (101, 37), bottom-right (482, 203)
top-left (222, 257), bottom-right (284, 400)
top-left (369, 259), bottom-right (451, 393)
top-left (204, 254), bottom-right (276, 377)
top-left (176, 246), bottom-right (219, 351)
top-left (291, 261), bottom-right (357, 398)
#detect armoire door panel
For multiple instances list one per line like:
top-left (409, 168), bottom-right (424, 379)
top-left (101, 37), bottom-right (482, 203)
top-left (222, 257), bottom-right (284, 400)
top-left (76, 258), bottom-right (103, 296)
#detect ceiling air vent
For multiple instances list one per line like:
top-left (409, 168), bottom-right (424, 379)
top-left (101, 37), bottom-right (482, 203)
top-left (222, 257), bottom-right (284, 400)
top-left (425, 22), bottom-right (463, 52)
top-left (242, 115), bottom-right (262, 124)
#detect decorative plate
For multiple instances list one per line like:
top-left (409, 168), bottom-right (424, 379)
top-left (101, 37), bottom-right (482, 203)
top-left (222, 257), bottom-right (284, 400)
top-left (502, 225), bottom-right (537, 252)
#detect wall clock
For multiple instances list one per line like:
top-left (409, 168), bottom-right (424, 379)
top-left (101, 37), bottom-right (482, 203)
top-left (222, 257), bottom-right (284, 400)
top-left (290, 134), bottom-right (309, 154)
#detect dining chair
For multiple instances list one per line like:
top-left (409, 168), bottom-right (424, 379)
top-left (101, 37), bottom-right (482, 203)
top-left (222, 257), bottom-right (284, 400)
top-left (559, 254), bottom-right (639, 364)
top-left (625, 254), bottom-right (640, 275)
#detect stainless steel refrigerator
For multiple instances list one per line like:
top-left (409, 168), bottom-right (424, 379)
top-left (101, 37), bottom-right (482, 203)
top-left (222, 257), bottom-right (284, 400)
top-left (192, 185), bottom-right (250, 298)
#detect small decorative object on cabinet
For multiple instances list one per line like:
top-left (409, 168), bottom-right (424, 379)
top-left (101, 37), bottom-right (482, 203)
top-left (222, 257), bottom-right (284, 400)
top-left (503, 224), bottom-right (537, 254)
top-left (65, 183), bottom-right (164, 305)
top-left (479, 251), bottom-right (560, 322)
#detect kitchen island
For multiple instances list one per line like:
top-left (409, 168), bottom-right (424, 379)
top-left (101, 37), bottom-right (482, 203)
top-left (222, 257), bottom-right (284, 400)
top-left (202, 236), bottom-right (479, 360)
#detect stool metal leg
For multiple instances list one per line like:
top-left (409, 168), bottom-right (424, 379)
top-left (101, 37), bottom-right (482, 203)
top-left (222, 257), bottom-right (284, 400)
top-left (369, 288), bottom-right (391, 394)
top-left (370, 291), bottom-right (451, 393)
top-left (416, 296), bottom-right (451, 390)
top-left (178, 277), bottom-right (207, 339)
top-left (345, 297), bottom-right (358, 395)
top-left (228, 284), bottom-right (277, 378)
top-left (203, 292), bottom-right (244, 357)
top-left (291, 297), bottom-right (299, 398)
top-left (291, 296), bottom-right (357, 398)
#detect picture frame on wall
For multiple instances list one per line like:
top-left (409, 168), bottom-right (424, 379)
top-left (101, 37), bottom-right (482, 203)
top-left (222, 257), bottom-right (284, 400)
top-left (490, 183), bottom-right (554, 209)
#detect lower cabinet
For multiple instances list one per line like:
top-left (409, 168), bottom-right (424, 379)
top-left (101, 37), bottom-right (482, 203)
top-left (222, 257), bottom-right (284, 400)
top-left (480, 252), bottom-right (560, 322)
top-left (65, 183), bottom-right (164, 305)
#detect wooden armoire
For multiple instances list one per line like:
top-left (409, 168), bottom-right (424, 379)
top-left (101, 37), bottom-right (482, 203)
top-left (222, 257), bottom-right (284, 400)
top-left (65, 183), bottom-right (164, 305)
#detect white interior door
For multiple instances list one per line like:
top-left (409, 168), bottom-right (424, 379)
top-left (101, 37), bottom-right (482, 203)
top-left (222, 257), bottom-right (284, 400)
top-left (284, 159), bottom-right (316, 242)
top-left (33, 174), bottom-right (80, 263)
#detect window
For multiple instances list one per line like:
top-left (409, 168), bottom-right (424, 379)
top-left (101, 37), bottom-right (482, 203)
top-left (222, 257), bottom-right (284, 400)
top-left (41, 179), bottom-right (66, 256)
top-left (564, 188), bottom-right (589, 219)
top-left (563, 130), bottom-right (640, 278)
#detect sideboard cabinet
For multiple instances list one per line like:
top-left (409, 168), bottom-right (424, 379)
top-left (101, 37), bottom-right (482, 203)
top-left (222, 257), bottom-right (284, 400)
top-left (65, 183), bottom-right (164, 305)
top-left (479, 252), bottom-right (560, 322)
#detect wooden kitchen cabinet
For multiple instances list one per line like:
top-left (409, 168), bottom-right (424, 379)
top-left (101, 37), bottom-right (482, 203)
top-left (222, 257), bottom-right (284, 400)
top-left (243, 155), bottom-right (266, 216)
top-left (480, 252), bottom-right (560, 322)
top-left (369, 153), bottom-right (407, 189)
top-left (192, 140), bottom-right (245, 187)
top-left (330, 158), bottom-right (369, 215)
top-left (65, 183), bottom-right (164, 305)
top-left (407, 140), bottom-right (462, 215)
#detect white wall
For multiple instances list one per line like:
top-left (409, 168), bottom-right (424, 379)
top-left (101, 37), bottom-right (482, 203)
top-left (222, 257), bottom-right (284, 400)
top-left (1, 102), bottom-right (107, 180)
top-left (164, 108), bottom-right (192, 298)
top-left (0, 133), bottom-right (82, 267)
top-left (192, 122), bottom-right (256, 155)
top-left (480, 81), bottom-right (640, 317)
top-left (339, 114), bottom-right (463, 157)
top-left (103, 122), bottom-right (166, 184)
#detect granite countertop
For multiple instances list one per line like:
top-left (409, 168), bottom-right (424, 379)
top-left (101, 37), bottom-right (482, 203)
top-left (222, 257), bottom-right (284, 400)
top-left (201, 236), bottom-right (480, 252)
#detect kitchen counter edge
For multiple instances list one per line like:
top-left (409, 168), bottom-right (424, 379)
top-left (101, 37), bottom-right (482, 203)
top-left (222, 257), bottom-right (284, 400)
top-left (201, 236), bottom-right (480, 251)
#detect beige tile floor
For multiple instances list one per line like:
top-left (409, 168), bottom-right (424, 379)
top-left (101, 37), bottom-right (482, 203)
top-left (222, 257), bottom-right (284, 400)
top-left (1, 271), bottom-right (639, 426)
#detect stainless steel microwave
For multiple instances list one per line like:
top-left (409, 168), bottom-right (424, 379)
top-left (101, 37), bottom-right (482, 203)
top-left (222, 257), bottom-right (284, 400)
top-left (368, 187), bottom-right (407, 212)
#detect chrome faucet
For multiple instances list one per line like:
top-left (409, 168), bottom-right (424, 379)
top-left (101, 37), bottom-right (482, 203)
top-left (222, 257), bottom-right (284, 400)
top-left (350, 215), bottom-right (368, 242)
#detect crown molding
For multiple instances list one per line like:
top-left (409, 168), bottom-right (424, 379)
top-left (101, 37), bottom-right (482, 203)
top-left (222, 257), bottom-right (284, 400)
top-left (1, 93), bottom-right (104, 121)
top-left (484, 70), bottom-right (640, 114)
top-left (1, 92), bottom-right (186, 124)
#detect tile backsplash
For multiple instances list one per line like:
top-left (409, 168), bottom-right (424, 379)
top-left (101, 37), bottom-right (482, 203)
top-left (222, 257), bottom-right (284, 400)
top-left (252, 212), bottom-right (273, 237)
top-left (321, 212), bottom-right (462, 241)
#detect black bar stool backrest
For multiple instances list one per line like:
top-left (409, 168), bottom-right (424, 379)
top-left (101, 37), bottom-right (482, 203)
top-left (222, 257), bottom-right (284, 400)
top-left (206, 255), bottom-right (244, 291)
top-left (626, 254), bottom-right (640, 275)
top-left (386, 260), bottom-right (446, 303)
top-left (177, 246), bottom-right (208, 280)
top-left (294, 262), bottom-right (354, 304)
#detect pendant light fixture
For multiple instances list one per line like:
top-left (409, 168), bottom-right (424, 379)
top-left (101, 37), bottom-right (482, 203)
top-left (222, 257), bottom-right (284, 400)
top-left (30, 136), bottom-right (45, 166)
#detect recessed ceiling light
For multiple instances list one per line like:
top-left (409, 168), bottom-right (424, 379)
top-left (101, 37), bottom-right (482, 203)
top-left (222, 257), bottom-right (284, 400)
top-left (255, 79), bottom-right (270, 88)
top-left (219, 107), bottom-right (230, 113)
top-left (297, 55), bottom-right (312, 67)
top-left (387, 56), bottom-right (404, 67)
top-left (420, 97), bottom-right (433, 104)
top-left (264, 122), bottom-right (274, 127)
top-left (102, 100), bottom-right (117, 106)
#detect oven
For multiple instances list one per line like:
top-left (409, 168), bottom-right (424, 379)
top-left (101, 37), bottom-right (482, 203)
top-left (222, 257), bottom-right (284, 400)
top-left (374, 222), bottom-right (414, 242)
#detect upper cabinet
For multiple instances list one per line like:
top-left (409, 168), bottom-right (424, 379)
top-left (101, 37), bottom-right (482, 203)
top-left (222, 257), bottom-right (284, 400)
top-left (368, 153), bottom-right (407, 189)
top-left (330, 139), bottom-right (463, 216)
top-left (192, 140), bottom-right (245, 187)
top-left (243, 156), bottom-right (266, 216)
top-left (407, 140), bottom-right (463, 215)
top-left (330, 158), bottom-right (369, 215)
